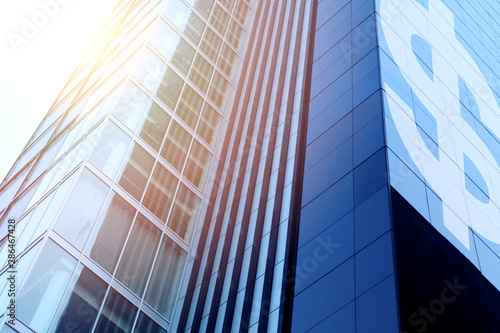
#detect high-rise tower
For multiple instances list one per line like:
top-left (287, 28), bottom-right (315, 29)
top-left (1, 0), bottom-right (500, 332)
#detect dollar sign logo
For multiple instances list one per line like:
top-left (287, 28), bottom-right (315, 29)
top-left (380, 0), bottom-right (500, 249)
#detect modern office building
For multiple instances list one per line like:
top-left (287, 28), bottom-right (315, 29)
top-left (0, 0), bottom-right (499, 332)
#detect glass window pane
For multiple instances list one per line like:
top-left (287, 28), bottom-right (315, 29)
top-left (218, 0), bottom-right (235, 12)
top-left (133, 312), bottom-right (167, 333)
top-left (234, 0), bottom-right (250, 26)
top-left (132, 48), bottom-right (165, 91)
top-left (17, 240), bottom-right (77, 333)
top-left (218, 43), bottom-right (237, 78)
top-left (171, 38), bottom-right (195, 75)
top-left (94, 288), bottom-right (138, 332)
top-left (168, 182), bottom-right (200, 242)
top-left (54, 169), bottom-right (109, 250)
top-left (161, 120), bottom-right (192, 171)
top-left (50, 267), bottom-right (108, 332)
top-left (85, 192), bottom-right (136, 273)
top-left (184, 139), bottom-right (212, 189)
top-left (209, 4), bottom-right (230, 35)
top-left (183, 12), bottom-right (205, 46)
top-left (150, 18), bottom-right (178, 59)
top-left (189, 53), bottom-right (214, 93)
top-left (177, 85), bottom-right (203, 129)
top-left (138, 102), bottom-right (171, 151)
top-left (90, 121), bottom-right (132, 180)
top-left (112, 81), bottom-right (151, 132)
top-left (144, 236), bottom-right (187, 320)
top-left (200, 27), bottom-right (222, 62)
top-left (227, 19), bottom-right (244, 51)
top-left (163, 0), bottom-right (189, 28)
top-left (143, 163), bottom-right (178, 222)
top-left (117, 143), bottom-right (155, 201)
top-left (115, 214), bottom-right (162, 296)
top-left (193, 0), bottom-right (214, 20)
top-left (197, 103), bottom-right (221, 146)
top-left (157, 67), bottom-right (184, 110)
top-left (208, 71), bottom-right (230, 108)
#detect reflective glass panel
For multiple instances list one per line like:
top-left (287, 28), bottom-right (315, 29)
top-left (157, 67), bottom-right (184, 110)
top-left (133, 312), bottom-right (167, 333)
top-left (168, 182), bottom-right (200, 241)
top-left (193, 0), bottom-right (214, 19)
top-left (117, 143), bottom-right (155, 201)
top-left (94, 288), bottom-right (138, 332)
top-left (132, 47), bottom-right (165, 91)
top-left (51, 266), bottom-right (108, 332)
top-left (227, 20), bottom-right (244, 51)
top-left (184, 139), bottom-right (211, 189)
top-left (184, 12), bottom-right (205, 46)
top-left (171, 38), bottom-right (195, 75)
top-left (163, 0), bottom-right (189, 29)
top-left (209, 4), bottom-right (230, 35)
top-left (17, 240), bottom-right (77, 333)
top-left (208, 71), bottom-right (229, 108)
top-left (150, 18), bottom-right (178, 59)
top-left (115, 214), bottom-right (162, 296)
top-left (144, 236), bottom-right (187, 319)
top-left (200, 27), bottom-right (222, 62)
top-left (189, 53), bottom-right (214, 93)
top-left (218, 43), bottom-right (237, 78)
top-left (89, 121), bottom-right (132, 180)
top-left (86, 192), bottom-right (136, 273)
top-left (54, 169), bottom-right (109, 250)
top-left (197, 103), bottom-right (221, 146)
top-left (112, 81), bottom-right (150, 132)
top-left (161, 120), bottom-right (191, 171)
top-left (143, 163), bottom-right (178, 222)
top-left (138, 102), bottom-right (171, 151)
top-left (177, 85), bottom-right (204, 129)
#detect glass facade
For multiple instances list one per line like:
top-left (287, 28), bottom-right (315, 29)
top-left (1, 0), bottom-right (500, 332)
top-left (0, 0), bottom-right (250, 331)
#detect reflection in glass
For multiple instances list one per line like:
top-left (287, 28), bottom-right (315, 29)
top-left (227, 20), bottom-right (244, 50)
top-left (189, 53), bottom-right (214, 93)
top-left (55, 169), bottom-right (109, 250)
top-left (157, 67), bottom-right (184, 110)
top-left (86, 192), bottom-right (136, 273)
top-left (94, 288), bottom-right (138, 332)
top-left (112, 81), bottom-right (150, 132)
top-left (200, 27), bottom-right (222, 62)
top-left (184, 139), bottom-right (212, 189)
top-left (17, 240), bottom-right (77, 333)
top-left (144, 236), bottom-right (187, 320)
top-left (117, 143), bottom-right (155, 201)
top-left (184, 12), bottom-right (205, 46)
top-left (193, 0), bottom-right (214, 20)
top-left (197, 104), bottom-right (221, 146)
top-left (132, 47), bottom-right (165, 91)
top-left (139, 102), bottom-right (171, 151)
top-left (168, 182), bottom-right (201, 241)
top-left (177, 85), bottom-right (203, 129)
top-left (161, 120), bottom-right (192, 171)
top-left (219, 43), bottom-right (237, 78)
top-left (90, 121), bottom-right (131, 180)
top-left (150, 18), bottom-right (178, 59)
top-left (51, 267), bottom-right (108, 332)
top-left (210, 4), bottom-right (230, 35)
top-left (209, 71), bottom-right (230, 108)
top-left (143, 163), bottom-right (178, 222)
top-left (115, 214), bottom-right (161, 296)
top-left (163, 0), bottom-right (189, 28)
top-left (171, 38), bottom-right (195, 75)
top-left (133, 312), bottom-right (167, 333)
